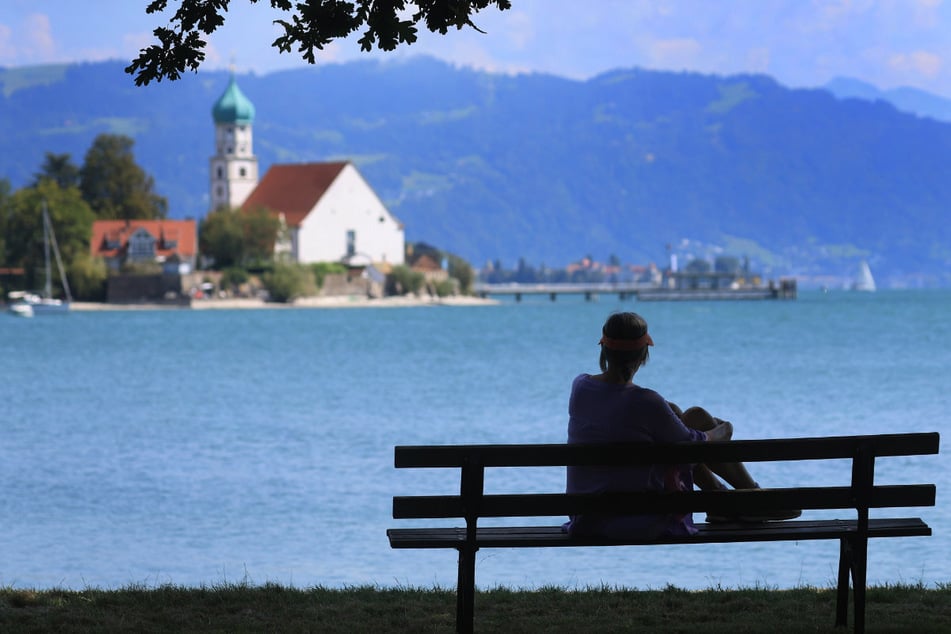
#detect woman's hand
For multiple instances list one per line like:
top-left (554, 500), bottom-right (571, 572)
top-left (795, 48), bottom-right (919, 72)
top-left (705, 419), bottom-right (733, 442)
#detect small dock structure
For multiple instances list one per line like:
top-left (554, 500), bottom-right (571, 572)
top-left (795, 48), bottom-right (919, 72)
top-left (474, 277), bottom-right (796, 302)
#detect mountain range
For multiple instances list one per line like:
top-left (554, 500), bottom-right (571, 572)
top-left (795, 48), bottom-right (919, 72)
top-left (2, 57), bottom-right (950, 287)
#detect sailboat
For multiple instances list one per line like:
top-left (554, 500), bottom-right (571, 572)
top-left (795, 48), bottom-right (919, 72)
top-left (851, 260), bottom-right (876, 292)
top-left (6, 202), bottom-right (72, 316)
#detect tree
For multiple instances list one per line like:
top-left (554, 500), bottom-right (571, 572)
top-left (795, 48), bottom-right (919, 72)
top-left (126, 0), bottom-right (511, 85)
top-left (33, 152), bottom-right (81, 189)
top-left (199, 207), bottom-right (280, 268)
top-left (0, 178), bottom-right (11, 273)
top-left (79, 134), bottom-right (168, 221)
top-left (446, 253), bottom-right (473, 294)
top-left (4, 180), bottom-right (96, 294)
top-left (199, 208), bottom-right (245, 268)
top-left (68, 252), bottom-right (109, 301)
top-left (242, 207), bottom-right (281, 266)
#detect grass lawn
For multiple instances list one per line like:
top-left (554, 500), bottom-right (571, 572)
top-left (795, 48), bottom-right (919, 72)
top-left (2, 582), bottom-right (950, 632)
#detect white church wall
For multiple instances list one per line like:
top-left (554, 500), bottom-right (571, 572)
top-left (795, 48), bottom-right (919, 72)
top-left (297, 165), bottom-right (405, 265)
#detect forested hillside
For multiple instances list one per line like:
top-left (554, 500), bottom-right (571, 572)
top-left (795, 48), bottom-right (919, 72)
top-left (2, 57), bottom-right (949, 286)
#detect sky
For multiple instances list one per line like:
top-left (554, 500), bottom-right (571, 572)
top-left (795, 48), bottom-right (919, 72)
top-left (2, 0), bottom-right (951, 98)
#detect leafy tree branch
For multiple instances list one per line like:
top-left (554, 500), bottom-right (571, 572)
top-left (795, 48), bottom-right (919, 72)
top-left (127, 0), bottom-right (512, 85)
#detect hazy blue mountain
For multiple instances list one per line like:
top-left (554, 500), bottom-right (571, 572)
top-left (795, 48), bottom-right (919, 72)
top-left (826, 76), bottom-right (951, 123)
top-left (2, 58), bottom-right (950, 286)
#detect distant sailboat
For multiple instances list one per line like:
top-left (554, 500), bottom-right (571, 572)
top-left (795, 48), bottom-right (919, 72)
top-left (851, 260), bottom-right (876, 292)
top-left (6, 202), bottom-right (72, 316)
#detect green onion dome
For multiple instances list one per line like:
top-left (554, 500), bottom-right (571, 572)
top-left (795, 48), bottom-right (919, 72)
top-left (212, 76), bottom-right (255, 125)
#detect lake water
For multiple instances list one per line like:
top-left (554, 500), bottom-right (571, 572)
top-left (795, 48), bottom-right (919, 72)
top-left (1, 290), bottom-right (948, 591)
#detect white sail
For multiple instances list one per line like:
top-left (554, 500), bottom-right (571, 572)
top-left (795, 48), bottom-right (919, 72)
top-left (852, 260), bottom-right (876, 292)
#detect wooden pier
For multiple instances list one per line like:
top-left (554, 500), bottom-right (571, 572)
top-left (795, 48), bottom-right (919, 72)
top-left (473, 278), bottom-right (796, 302)
top-left (473, 282), bottom-right (646, 302)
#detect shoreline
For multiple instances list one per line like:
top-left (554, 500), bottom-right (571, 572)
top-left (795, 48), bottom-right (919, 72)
top-left (68, 294), bottom-right (500, 311)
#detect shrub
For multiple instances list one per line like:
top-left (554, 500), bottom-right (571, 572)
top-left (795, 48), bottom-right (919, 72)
top-left (446, 254), bottom-right (474, 294)
top-left (67, 253), bottom-right (107, 301)
top-left (261, 263), bottom-right (317, 302)
top-left (221, 267), bottom-right (249, 291)
top-left (434, 279), bottom-right (456, 297)
top-left (386, 265), bottom-right (424, 296)
top-left (310, 262), bottom-right (347, 289)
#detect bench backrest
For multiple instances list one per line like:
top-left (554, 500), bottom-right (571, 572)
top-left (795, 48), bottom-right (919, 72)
top-left (393, 433), bottom-right (939, 521)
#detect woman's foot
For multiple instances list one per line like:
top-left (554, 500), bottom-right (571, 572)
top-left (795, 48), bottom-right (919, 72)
top-left (705, 483), bottom-right (802, 523)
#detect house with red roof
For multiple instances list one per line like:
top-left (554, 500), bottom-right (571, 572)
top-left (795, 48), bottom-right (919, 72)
top-left (90, 219), bottom-right (198, 274)
top-left (209, 77), bottom-right (404, 269)
top-left (240, 161), bottom-right (404, 266)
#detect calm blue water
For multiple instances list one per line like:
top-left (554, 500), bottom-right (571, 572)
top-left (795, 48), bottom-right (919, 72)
top-left (1, 290), bottom-right (948, 591)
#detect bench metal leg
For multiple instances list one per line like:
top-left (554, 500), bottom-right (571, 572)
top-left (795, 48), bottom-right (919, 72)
top-left (852, 537), bottom-right (868, 634)
top-left (456, 545), bottom-right (477, 634)
top-left (836, 538), bottom-right (852, 627)
top-left (836, 536), bottom-right (869, 634)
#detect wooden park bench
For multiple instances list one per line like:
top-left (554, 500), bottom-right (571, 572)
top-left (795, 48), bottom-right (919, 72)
top-left (387, 432), bottom-right (938, 633)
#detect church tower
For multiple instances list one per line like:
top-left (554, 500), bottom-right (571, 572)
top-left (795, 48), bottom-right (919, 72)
top-left (209, 75), bottom-right (258, 211)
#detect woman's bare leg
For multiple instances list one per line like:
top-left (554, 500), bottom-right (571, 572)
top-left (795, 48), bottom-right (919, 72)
top-left (678, 405), bottom-right (758, 490)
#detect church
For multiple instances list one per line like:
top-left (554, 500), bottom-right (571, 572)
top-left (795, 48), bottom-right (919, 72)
top-left (209, 75), bottom-right (405, 267)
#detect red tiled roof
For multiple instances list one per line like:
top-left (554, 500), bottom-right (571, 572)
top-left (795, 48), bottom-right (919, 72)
top-left (241, 161), bottom-right (349, 226)
top-left (90, 219), bottom-right (197, 259)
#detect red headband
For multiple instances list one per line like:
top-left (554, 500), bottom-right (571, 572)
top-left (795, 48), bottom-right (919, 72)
top-left (599, 333), bottom-right (654, 351)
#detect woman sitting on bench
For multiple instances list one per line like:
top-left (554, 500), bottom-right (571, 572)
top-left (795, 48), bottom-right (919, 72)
top-left (565, 311), bottom-right (799, 539)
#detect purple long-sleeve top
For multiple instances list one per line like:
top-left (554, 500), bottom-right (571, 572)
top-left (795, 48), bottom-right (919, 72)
top-left (565, 373), bottom-right (707, 539)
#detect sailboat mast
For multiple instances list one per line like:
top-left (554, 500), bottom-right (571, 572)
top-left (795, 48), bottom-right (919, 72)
top-left (43, 202), bottom-right (52, 299)
top-left (41, 200), bottom-right (72, 302)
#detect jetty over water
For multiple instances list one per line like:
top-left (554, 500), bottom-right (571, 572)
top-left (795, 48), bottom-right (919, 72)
top-left (474, 278), bottom-right (796, 302)
top-left (474, 282), bottom-right (647, 302)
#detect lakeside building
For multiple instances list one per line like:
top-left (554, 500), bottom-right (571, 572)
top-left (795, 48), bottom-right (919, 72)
top-left (89, 219), bottom-right (200, 303)
top-left (210, 76), bottom-right (405, 267)
top-left (241, 161), bottom-right (405, 266)
top-left (90, 219), bottom-right (197, 274)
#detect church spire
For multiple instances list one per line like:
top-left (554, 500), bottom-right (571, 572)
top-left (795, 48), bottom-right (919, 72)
top-left (209, 73), bottom-right (259, 211)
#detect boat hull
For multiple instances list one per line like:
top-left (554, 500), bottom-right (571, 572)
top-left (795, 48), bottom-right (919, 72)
top-left (31, 299), bottom-right (70, 315)
top-left (7, 302), bottom-right (34, 317)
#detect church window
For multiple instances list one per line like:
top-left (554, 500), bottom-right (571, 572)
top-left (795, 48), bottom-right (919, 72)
top-left (346, 230), bottom-right (356, 257)
top-left (217, 166), bottom-right (223, 179)
top-left (239, 167), bottom-right (247, 177)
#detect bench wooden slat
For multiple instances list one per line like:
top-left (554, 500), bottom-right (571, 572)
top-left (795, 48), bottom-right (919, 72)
top-left (394, 433), bottom-right (939, 468)
top-left (387, 518), bottom-right (932, 549)
top-left (393, 484), bottom-right (936, 519)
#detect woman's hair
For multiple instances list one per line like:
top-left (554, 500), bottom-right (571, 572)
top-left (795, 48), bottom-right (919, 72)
top-left (599, 312), bottom-right (651, 378)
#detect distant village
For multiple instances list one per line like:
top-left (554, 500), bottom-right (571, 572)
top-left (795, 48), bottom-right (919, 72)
top-left (79, 75), bottom-right (466, 305)
top-left (3, 75), bottom-right (802, 310)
